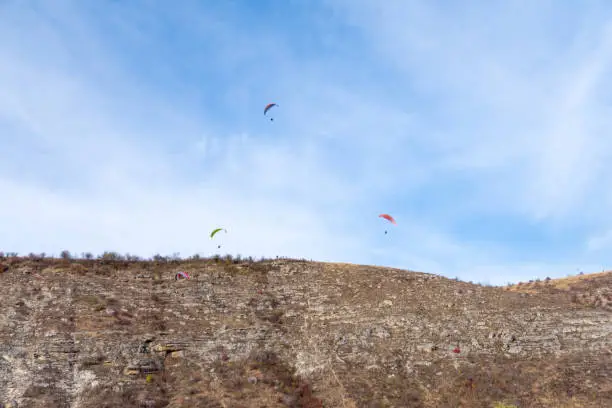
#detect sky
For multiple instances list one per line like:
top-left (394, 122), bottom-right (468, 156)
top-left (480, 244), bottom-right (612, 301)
top-left (2, 0), bottom-right (612, 285)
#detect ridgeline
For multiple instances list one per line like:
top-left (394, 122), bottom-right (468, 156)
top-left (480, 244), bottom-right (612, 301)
top-left (1, 253), bottom-right (610, 407)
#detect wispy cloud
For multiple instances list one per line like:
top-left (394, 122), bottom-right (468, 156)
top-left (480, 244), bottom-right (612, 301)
top-left (2, 1), bottom-right (612, 285)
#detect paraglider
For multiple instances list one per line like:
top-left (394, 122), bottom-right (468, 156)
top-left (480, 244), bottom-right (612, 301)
top-left (379, 213), bottom-right (396, 235)
top-left (210, 227), bottom-right (227, 249)
top-left (210, 228), bottom-right (226, 239)
top-left (264, 103), bottom-right (277, 121)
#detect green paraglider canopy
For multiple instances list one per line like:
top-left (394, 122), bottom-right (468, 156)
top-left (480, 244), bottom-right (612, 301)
top-left (210, 228), bottom-right (226, 239)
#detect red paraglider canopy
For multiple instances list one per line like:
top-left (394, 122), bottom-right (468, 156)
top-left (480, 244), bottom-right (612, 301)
top-left (264, 103), bottom-right (277, 115)
top-left (379, 214), bottom-right (397, 224)
top-left (264, 103), bottom-right (278, 121)
top-left (175, 271), bottom-right (190, 280)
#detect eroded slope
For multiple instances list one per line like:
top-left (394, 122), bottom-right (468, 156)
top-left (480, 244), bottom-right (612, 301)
top-left (0, 257), bottom-right (610, 407)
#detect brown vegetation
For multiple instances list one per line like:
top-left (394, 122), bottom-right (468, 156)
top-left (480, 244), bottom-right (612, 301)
top-left (0, 252), bottom-right (610, 407)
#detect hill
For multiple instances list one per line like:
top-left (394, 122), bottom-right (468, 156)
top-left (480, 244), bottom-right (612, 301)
top-left (505, 271), bottom-right (612, 308)
top-left (0, 254), bottom-right (610, 407)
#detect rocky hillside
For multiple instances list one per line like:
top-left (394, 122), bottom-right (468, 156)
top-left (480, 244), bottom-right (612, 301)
top-left (506, 271), bottom-right (612, 312)
top-left (0, 255), bottom-right (610, 407)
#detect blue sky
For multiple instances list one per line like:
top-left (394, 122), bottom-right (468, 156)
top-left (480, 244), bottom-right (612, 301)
top-left (2, 1), bottom-right (612, 285)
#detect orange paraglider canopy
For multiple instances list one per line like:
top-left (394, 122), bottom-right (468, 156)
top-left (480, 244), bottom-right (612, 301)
top-left (264, 103), bottom-right (277, 114)
top-left (379, 214), bottom-right (397, 224)
top-left (264, 103), bottom-right (278, 121)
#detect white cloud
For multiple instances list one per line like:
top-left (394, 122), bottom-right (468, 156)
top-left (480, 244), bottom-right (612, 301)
top-left (2, 1), bottom-right (612, 285)
top-left (0, 2), bottom-right (367, 263)
top-left (586, 229), bottom-right (612, 252)
top-left (328, 0), bottom-right (612, 222)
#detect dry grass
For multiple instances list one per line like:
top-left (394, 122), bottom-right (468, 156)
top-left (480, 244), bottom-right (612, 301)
top-left (507, 271), bottom-right (612, 292)
top-left (1, 253), bottom-right (610, 407)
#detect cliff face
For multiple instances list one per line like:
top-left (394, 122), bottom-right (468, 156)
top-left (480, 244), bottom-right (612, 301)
top-left (1, 257), bottom-right (610, 408)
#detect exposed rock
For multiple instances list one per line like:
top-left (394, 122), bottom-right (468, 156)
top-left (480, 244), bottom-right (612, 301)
top-left (0, 257), bottom-right (610, 407)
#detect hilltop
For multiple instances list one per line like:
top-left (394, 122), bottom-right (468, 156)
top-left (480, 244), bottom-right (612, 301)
top-left (505, 271), bottom-right (612, 309)
top-left (0, 254), bottom-right (610, 407)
